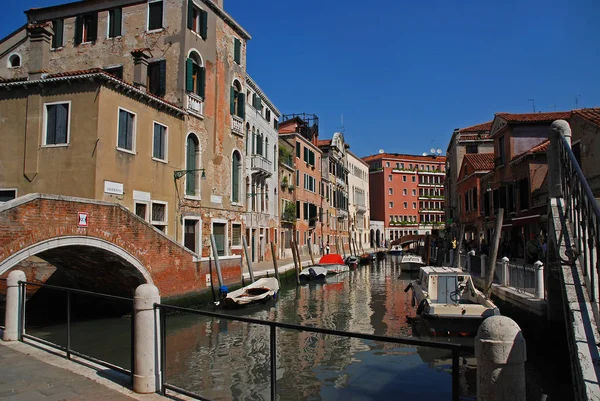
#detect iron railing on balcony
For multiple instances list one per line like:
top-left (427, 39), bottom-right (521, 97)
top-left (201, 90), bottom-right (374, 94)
top-left (558, 134), bottom-right (600, 304)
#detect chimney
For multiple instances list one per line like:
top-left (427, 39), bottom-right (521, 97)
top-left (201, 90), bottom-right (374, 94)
top-left (27, 23), bottom-right (53, 80)
top-left (131, 49), bottom-right (151, 91)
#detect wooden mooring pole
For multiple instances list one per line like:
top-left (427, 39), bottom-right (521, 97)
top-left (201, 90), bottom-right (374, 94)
top-left (270, 242), bottom-right (280, 283)
top-left (242, 236), bottom-right (255, 283)
top-left (485, 208), bottom-right (504, 297)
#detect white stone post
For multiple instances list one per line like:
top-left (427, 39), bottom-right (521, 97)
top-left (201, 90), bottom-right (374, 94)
top-left (502, 257), bottom-right (509, 286)
top-left (3, 270), bottom-right (26, 342)
top-left (133, 284), bottom-right (160, 394)
top-left (476, 316), bottom-right (526, 401)
top-left (534, 260), bottom-right (545, 299)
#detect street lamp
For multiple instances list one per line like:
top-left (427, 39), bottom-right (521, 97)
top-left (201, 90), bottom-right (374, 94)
top-left (173, 169), bottom-right (207, 181)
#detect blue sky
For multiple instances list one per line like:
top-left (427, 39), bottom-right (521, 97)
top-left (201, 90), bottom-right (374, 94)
top-left (2, 0), bottom-right (599, 158)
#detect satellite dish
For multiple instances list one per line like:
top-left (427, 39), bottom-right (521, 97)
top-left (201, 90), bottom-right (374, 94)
top-left (378, 149), bottom-right (384, 154)
top-left (422, 152), bottom-right (428, 156)
top-left (436, 148), bottom-right (442, 155)
top-left (430, 148), bottom-right (436, 154)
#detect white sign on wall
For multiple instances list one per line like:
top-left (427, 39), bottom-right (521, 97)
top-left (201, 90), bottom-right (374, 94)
top-left (104, 181), bottom-right (124, 195)
top-left (133, 190), bottom-right (151, 202)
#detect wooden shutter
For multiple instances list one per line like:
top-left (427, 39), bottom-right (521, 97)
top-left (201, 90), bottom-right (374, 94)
top-left (74, 16), bottom-right (82, 45)
top-left (234, 38), bottom-right (241, 64)
top-left (186, 58), bottom-right (194, 92)
top-left (187, 0), bottom-right (193, 30)
top-left (158, 59), bottom-right (166, 97)
top-left (237, 93), bottom-right (245, 118)
top-left (113, 8), bottom-right (122, 37)
top-left (200, 10), bottom-right (208, 39)
top-left (232, 153), bottom-right (239, 202)
top-left (186, 136), bottom-right (196, 195)
top-left (88, 12), bottom-right (98, 42)
top-left (230, 86), bottom-right (235, 114)
top-left (199, 66), bottom-right (205, 98)
top-left (52, 19), bottom-right (63, 48)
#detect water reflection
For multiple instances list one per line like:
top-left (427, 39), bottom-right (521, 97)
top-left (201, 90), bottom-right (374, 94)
top-left (163, 257), bottom-right (475, 401)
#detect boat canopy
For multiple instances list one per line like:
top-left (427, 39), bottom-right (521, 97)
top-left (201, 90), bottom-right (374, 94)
top-left (319, 254), bottom-right (344, 265)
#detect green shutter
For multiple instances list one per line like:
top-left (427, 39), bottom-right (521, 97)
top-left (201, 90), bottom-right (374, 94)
top-left (88, 12), bottom-right (98, 42)
top-left (234, 38), bottom-right (241, 64)
top-left (199, 66), bottom-right (205, 98)
top-left (113, 8), bottom-right (122, 37)
top-left (52, 19), bottom-right (63, 48)
top-left (304, 147), bottom-right (308, 163)
top-left (158, 59), bottom-right (166, 97)
top-left (237, 93), bottom-right (245, 119)
top-left (232, 153), bottom-right (239, 202)
top-left (296, 145), bottom-right (300, 158)
top-left (256, 97), bottom-right (262, 110)
top-left (185, 58), bottom-right (194, 92)
top-left (200, 10), bottom-right (208, 39)
top-left (230, 86), bottom-right (235, 114)
top-left (74, 16), bottom-right (82, 45)
top-left (187, 0), bottom-right (193, 30)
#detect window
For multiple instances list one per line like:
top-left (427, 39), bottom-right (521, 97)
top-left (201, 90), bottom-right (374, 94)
top-left (388, 188), bottom-right (393, 195)
top-left (187, 1), bottom-right (208, 39)
top-left (296, 170), bottom-right (299, 186)
top-left (389, 202), bottom-right (393, 209)
top-left (148, 0), bottom-right (163, 31)
top-left (413, 202), bottom-right (416, 209)
top-left (117, 108), bottom-right (135, 151)
top-left (153, 122), bottom-right (167, 161)
top-left (296, 145), bottom-right (301, 158)
top-left (0, 189), bottom-right (17, 202)
top-left (252, 93), bottom-right (263, 110)
top-left (213, 222), bottom-right (226, 256)
top-left (147, 60), bottom-right (166, 97)
top-left (403, 189), bottom-right (407, 196)
top-left (402, 175), bottom-right (407, 182)
top-left (135, 202), bottom-right (148, 221)
top-left (265, 108), bottom-right (271, 122)
top-left (403, 202), bottom-right (408, 209)
top-left (74, 13), bottom-right (98, 45)
top-left (230, 80), bottom-right (245, 118)
top-left (184, 219), bottom-right (200, 253)
top-left (8, 54), bottom-right (20, 68)
top-left (498, 136), bottom-right (506, 166)
top-left (44, 102), bottom-right (70, 146)
top-left (151, 201), bottom-right (167, 232)
top-left (386, 162), bottom-right (390, 167)
top-left (104, 65), bottom-right (123, 80)
top-left (234, 38), bottom-right (241, 64)
top-left (52, 19), bottom-right (63, 48)
top-left (186, 52), bottom-right (205, 98)
top-left (232, 151), bottom-right (241, 203)
top-left (412, 189), bottom-right (416, 196)
top-left (388, 175), bottom-right (392, 182)
top-left (107, 8), bottom-right (122, 38)
top-left (466, 144), bottom-right (478, 154)
top-left (232, 223), bottom-right (242, 247)
top-left (186, 134), bottom-right (200, 196)
top-left (412, 176), bottom-right (416, 183)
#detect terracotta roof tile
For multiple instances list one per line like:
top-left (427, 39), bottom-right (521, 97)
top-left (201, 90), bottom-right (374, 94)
top-left (459, 134), bottom-right (491, 141)
top-left (464, 153), bottom-right (494, 171)
top-left (511, 140), bottom-right (550, 164)
top-left (317, 139), bottom-right (331, 147)
top-left (574, 108), bottom-right (600, 127)
top-left (496, 111), bottom-right (571, 123)
top-left (459, 121), bottom-right (492, 133)
top-left (44, 68), bottom-right (104, 78)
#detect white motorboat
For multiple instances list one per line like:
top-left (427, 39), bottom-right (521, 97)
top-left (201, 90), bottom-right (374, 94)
top-left (388, 244), bottom-right (403, 256)
top-left (406, 266), bottom-right (500, 335)
top-left (299, 266), bottom-right (328, 281)
top-left (312, 254), bottom-right (350, 274)
top-left (398, 254), bottom-right (425, 272)
top-left (222, 277), bottom-right (279, 308)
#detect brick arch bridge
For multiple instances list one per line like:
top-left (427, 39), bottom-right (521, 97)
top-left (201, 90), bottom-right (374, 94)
top-left (391, 234), bottom-right (440, 247)
top-left (0, 194), bottom-right (241, 300)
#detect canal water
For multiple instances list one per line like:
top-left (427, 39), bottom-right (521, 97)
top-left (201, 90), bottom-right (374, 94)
top-left (19, 256), bottom-right (572, 401)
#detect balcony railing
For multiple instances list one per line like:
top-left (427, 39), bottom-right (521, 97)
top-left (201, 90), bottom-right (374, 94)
top-left (231, 115), bottom-right (244, 136)
top-left (251, 154), bottom-right (273, 176)
top-left (337, 209), bottom-right (348, 219)
top-left (187, 93), bottom-right (203, 117)
top-left (356, 204), bottom-right (367, 214)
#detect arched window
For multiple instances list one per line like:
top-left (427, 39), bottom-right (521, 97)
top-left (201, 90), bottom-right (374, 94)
top-left (186, 51), bottom-right (205, 97)
top-left (8, 54), bottom-right (20, 68)
top-left (230, 80), bottom-right (245, 118)
top-left (232, 150), bottom-right (241, 203)
top-left (186, 134), bottom-right (200, 196)
top-left (256, 132), bottom-right (263, 155)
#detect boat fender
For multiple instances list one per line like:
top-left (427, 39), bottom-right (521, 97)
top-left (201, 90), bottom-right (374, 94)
top-left (219, 285), bottom-right (229, 297)
top-left (403, 283), bottom-right (412, 293)
top-left (416, 299), bottom-right (427, 315)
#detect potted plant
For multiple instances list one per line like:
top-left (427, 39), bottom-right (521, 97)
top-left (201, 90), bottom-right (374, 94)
top-left (281, 176), bottom-right (288, 188)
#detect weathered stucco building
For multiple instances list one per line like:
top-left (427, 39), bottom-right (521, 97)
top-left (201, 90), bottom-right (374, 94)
top-left (347, 150), bottom-right (370, 252)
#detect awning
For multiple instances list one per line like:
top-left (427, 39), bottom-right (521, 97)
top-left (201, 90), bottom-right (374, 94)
top-left (510, 214), bottom-right (542, 227)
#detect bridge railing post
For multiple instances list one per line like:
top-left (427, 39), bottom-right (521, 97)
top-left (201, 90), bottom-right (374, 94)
top-left (502, 257), bottom-right (509, 286)
top-left (133, 284), bottom-right (160, 394)
top-left (476, 316), bottom-right (526, 401)
top-left (534, 260), bottom-right (545, 299)
top-left (2, 270), bottom-right (26, 342)
top-left (547, 120), bottom-right (571, 199)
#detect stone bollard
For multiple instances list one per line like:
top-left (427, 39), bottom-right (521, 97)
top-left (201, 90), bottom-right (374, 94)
top-left (502, 257), bottom-right (509, 286)
top-left (476, 316), bottom-right (526, 401)
top-left (3, 270), bottom-right (26, 342)
top-left (133, 284), bottom-right (160, 394)
top-left (534, 260), bottom-right (545, 299)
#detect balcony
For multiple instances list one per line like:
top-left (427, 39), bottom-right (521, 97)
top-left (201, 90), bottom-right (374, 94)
top-left (187, 93), bottom-right (204, 117)
top-left (336, 176), bottom-right (346, 187)
top-left (251, 154), bottom-right (273, 177)
top-left (356, 204), bottom-right (367, 214)
top-left (231, 115), bottom-right (244, 136)
top-left (418, 209), bottom-right (445, 214)
top-left (418, 195), bottom-right (445, 200)
top-left (337, 209), bottom-right (348, 220)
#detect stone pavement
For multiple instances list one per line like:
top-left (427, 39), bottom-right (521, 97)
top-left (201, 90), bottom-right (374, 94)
top-left (0, 338), bottom-right (167, 401)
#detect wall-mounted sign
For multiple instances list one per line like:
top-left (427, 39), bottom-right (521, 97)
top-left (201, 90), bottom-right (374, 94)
top-left (104, 180), bottom-right (124, 195)
top-left (133, 190), bottom-right (151, 202)
top-left (211, 195), bottom-right (222, 204)
top-left (78, 212), bottom-right (88, 227)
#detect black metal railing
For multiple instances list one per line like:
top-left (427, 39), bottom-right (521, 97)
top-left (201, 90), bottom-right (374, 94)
top-left (17, 281), bottom-right (134, 382)
top-left (558, 135), bottom-right (600, 303)
top-left (155, 303), bottom-right (473, 401)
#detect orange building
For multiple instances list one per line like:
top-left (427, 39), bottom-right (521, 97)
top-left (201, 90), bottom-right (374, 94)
top-left (363, 153), bottom-right (446, 242)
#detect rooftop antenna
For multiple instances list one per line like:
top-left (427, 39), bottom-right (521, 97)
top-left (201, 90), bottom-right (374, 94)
top-left (340, 113), bottom-right (345, 133)
top-left (575, 95), bottom-right (581, 109)
top-left (528, 99), bottom-right (536, 113)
